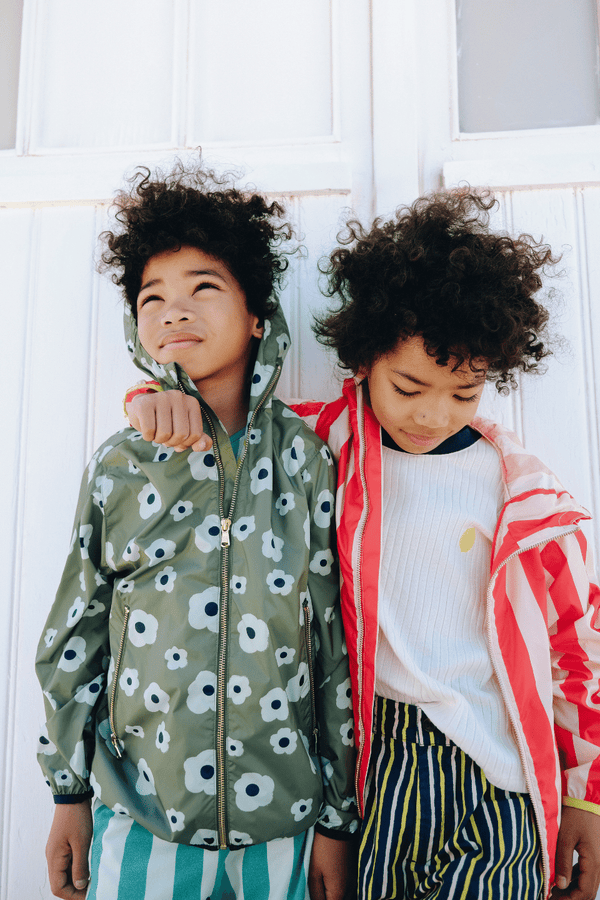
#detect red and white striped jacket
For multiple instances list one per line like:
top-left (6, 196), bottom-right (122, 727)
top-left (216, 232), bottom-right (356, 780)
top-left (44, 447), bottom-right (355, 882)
top-left (293, 377), bottom-right (600, 892)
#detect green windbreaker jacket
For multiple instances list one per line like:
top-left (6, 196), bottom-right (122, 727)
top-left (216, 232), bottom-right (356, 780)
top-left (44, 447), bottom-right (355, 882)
top-left (36, 302), bottom-right (357, 849)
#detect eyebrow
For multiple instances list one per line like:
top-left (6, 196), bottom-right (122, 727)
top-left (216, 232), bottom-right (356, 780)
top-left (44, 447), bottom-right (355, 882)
top-left (139, 269), bottom-right (226, 293)
top-left (391, 369), bottom-right (485, 390)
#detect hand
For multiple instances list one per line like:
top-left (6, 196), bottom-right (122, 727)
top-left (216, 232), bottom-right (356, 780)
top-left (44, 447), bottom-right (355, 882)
top-left (127, 390), bottom-right (211, 452)
top-left (308, 831), bottom-right (357, 900)
top-left (551, 806), bottom-right (600, 899)
top-left (46, 801), bottom-right (93, 899)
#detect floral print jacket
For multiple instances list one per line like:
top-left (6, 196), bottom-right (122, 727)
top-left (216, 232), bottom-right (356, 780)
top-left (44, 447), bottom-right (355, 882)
top-left (36, 304), bottom-right (357, 849)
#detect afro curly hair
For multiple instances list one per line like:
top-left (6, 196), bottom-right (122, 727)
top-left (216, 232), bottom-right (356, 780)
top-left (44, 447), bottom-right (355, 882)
top-left (314, 189), bottom-right (559, 391)
top-left (100, 158), bottom-right (294, 321)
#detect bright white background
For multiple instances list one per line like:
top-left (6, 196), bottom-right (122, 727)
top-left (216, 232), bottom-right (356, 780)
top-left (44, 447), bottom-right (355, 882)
top-left (2, 2), bottom-right (600, 897)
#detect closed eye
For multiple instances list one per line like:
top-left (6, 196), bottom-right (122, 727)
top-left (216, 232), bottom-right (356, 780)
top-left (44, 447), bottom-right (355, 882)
top-left (138, 294), bottom-right (162, 309)
top-left (454, 394), bottom-right (479, 403)
top-left (393, 385), bottom-right (419, 398)
top-left (193, 280), bottom-right (221, 294)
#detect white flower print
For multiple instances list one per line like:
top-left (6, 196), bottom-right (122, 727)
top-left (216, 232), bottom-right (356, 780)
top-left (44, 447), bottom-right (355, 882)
top-left (107, 657), bottom-right (115, 687)
top-left (287, 663), bottom-right (310, 702)
top-left (145, 538), bottom-right (176, 567)
top-left (231, 516), bottom-right (256, 541)
top-left (153, 444), bottom-right (174, 464)
top-left (156, 721), bottom-right (170, 753)
top-left (43, 690), bottom-right (57, 710)
top-left (58, 637), bottom-right (87, 673)
top-left (116, 579), bottom-right (134, 594)
top-left (105, 542), bottom-right (116, 570)
top-left (300, 733), bottom-right (317, 774)
top-left (87, 455), bottom-right (99, 484)
top-left (112, 802), bottom-right (130, 816)
top-left (122, 541), bottom-right (140, 562)
top-left (314, 490), bottom-right (334, 528)
top-left (266, 570), bottom-right (294, 596)
top-left (336, 678), bottom-right (353, 710)
top-left (227, 737), bottom-right (244, 757)
top-left (89, 772), bottom-right (102, 799)
top-left (227, 675), bottom-right (251, 705)
top-left (70, 741), bottom-right (88, 777)
top-left (261, 529), bottom-right (284, 562)
top-left (92, 475), bottom-right (113, 511)
top-left (275, 492), bottom-right (295, 516)
top-left (187, 670), bottom-right (217, 714)
top-left (128, 459), bottom-right (140, 475)
top-left (119, 668), bottom-right (139, 696)
top-left (324, 606), bottom-right (335, 623)
top-left (94, 572), bottom-right (107, 587)
top-left (309, 549), bottom-right (334, 576)
top-left (229, 831), bottom-right (252, 846)
top-left (143, 683), bottom-right (170, 714)
top-left (248, 427), bottom-right (262, 446)
top-left (249, 458), bottom-right (273, 495)
top-left (54, 769), bottom-right (74, 788)
top-left (250, 362), bottom-right (275, 397)
top-left (320, 757), bottom-right (334, 784)
top-left (270, 728), bottom-right (298, 755)
top-left (44, 628), bottom-right (57, 648)
top-left (303, 512), bottom-right (310, 549)
top-left (263, 318), bottom-right (272, 338)
top-left (165, 647), bottom-right (187, 670)
top-left (234, 773), bottom-right (275, 812)
top-left (259, 687), bottom-right (289, 722)
top-left (340, 719), bottom-right (354, 747)
top-left (319, 806), bottom-right (343, 828)
top-left (155, 565), bottom-right (177, 593)
top-left (320, 445), bottom-right (333, 465)
top-left (189, 587), bottom-right (220, 632)
top-left (38, 728), bottom-right (57, 756)
top-left (125, 725), bottom-right (144, 737)
top-left (191, 828), bottom-right (218, 847)
top-left (74, 676), bottom-right (103, 705)
top-left (138, 483), bottom-right (162, 519)
top-left (195, 515), bottom-right (222, 553)
top-left (302, 470), bottom-right (311, 483)
top-left (189, 450), bottom-right (219, 482)
top-left (128, 610), bottom-right (158, 647)
top-left (238, 614), bottom-right (269, 653)
top-left (276, 334), bottom-right (290, 358)
top-left (136, 758), bottom-right (156, 796)
top-left (291, 798), bottom-right (313, 822)
top-left (170, 500), bottom-right (193, 521)
top-left (275, 646), bottom-right (296, 667)
top-left (79, 524), bottom-right (93, 560)
top-left (230, 575), bottom-right (246, 594)
top-left (184, 749), bottom-right (217, 794)
top-left (166, 809), bottom-right (185, 832)
top-left (282, 436), bottom-right (306, 477)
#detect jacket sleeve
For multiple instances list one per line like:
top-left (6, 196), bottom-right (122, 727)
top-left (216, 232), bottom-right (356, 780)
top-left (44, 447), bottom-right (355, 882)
top-left (36, 452), bottom-right (114, 802)
top-left (302, 440), bottom-right (359, 837)
top-left (545, 529), bottom-right (600, 815)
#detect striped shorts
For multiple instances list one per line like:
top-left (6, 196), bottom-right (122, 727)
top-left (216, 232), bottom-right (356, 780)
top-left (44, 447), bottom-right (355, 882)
top-left (358, 698), bottom-right (543, 900)
top-left (87, 801), bottom-right (313, 900)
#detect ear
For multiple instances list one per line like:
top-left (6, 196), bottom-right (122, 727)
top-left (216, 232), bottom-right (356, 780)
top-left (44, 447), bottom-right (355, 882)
top-left (356, 366), bottom-right (369, 382)
top-left (251, 317), bottom-right (264, 340)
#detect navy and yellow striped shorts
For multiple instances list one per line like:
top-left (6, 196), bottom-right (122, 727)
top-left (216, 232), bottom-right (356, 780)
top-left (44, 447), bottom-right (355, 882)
top-left (358, 698), bottom-right (543, 900)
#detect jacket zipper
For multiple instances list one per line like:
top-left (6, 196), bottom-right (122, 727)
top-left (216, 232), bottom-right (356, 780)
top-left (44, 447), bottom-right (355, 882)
top-left (109, 604), bottom-right (130, 758)
top-left (181, 367), bottom-right (281, 848)
top-left (302, 599), bottom-right (319, 755)
top-left (485, 526), bottom-right (581, 896)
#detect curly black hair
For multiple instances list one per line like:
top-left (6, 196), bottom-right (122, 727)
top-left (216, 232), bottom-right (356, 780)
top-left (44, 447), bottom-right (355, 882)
top-left (314, 189), bottom-right (559, 391)
top-left (100, 158), bottom-right (294, 320)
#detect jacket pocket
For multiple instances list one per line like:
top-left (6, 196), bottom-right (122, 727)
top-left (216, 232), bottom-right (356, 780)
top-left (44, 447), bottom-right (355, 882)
top-left (302, 598), bottom-right (319, 755)
top-left (109, 604), bottom-right (130, 758)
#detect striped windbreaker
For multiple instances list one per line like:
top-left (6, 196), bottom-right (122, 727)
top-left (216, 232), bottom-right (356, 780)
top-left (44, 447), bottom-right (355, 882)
top-left (292, 377), bottom-right (600, 897)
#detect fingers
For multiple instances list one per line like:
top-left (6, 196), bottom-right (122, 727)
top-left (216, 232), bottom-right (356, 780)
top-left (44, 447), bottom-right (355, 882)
top-left (127, 391), bottom-right (211, 451)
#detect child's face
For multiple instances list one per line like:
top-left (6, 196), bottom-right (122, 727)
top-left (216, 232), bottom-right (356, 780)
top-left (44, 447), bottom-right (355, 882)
top-left (361, 336), bottom-right (487, 453)
top-left (136, 246), bottom-right (263, 395)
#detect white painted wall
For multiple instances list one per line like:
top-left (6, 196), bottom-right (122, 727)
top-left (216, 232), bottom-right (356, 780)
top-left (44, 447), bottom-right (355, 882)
top-left (3, 1), bottom-right (600, 897)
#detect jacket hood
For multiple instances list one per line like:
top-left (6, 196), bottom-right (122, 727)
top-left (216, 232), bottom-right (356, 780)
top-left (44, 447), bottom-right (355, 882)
top-left (123, 300), bottom-right (291, 419)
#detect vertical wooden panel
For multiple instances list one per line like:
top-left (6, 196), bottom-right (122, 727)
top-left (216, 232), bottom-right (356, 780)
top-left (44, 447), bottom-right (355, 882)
top-left (189, 0), bottom-right (333, 142)
top-left (4, 207), bottom-right (98, 899)
top-left (32, 0), bottom-right (176, 149)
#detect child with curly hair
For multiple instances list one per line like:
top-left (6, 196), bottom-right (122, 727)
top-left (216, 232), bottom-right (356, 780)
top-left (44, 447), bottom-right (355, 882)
top-left (35, 161), bottom-right (357, 900)
top-left (128, 188), bottom-right (600, 900)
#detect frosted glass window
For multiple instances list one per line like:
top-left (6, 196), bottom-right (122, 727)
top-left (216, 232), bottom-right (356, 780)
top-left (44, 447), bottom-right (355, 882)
top-left (0, 0), bottom-right (23, 149)
top-left (456, 0), bottom-right (600, 133)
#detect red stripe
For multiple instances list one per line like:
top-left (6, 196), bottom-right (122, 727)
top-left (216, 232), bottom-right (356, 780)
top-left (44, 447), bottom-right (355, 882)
top-left (314, 395), bottom-right (348, 443)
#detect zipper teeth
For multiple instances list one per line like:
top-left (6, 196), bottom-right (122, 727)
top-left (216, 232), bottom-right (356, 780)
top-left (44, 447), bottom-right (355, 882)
top-left (353, 400), bottom-right (370, 809)
top-left (302, 600), bottom-right (319, 754)
top-left (109, 604), bottom-right (130, 758)
top-left (182, 368), bottom-right (281, 849)
top-left (486, 526), bottom-right (581, 895)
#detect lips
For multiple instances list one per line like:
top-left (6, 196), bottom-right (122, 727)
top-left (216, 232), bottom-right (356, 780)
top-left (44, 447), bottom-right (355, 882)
top-left (159, 332), bottom-right (201, 348)
top-left (402, 431), bottom-right (443, 447)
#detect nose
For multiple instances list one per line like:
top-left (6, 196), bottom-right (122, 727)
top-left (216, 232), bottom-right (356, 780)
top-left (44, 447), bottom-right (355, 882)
top-left (412, 398), bottom-right (449, 429)
top-left (160, 297), bottom-right (196, 326)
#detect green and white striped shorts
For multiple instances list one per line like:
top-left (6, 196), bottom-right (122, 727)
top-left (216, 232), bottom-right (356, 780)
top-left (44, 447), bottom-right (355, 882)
top-left (87, 802), bottom-right (314, 900)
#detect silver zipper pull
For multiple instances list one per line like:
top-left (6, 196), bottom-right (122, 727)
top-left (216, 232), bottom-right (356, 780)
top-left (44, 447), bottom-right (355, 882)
top-left (221, 518), bottom-right (232, 547)
top-left (111, 733), bottom-right (123, 759)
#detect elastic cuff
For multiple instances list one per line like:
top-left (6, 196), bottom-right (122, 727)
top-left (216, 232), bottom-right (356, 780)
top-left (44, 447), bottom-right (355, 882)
top-left (123, 380), bottom-right (163, 416)
top-left (314, 823), bottom-right (358, 841)
top-left (562, 797), bottom-right (600, 816)
top-left (54, 790), bottom-right (94, 804)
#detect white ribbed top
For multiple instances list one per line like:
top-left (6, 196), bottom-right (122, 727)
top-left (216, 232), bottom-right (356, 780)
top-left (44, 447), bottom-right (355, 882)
top-left (376, 437), bottom-right (527, 792)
